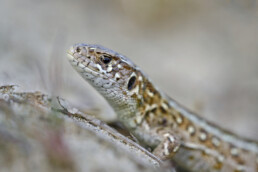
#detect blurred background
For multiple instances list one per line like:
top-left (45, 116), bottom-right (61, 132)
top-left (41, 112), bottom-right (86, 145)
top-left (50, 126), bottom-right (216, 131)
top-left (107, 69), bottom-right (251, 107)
top-left (0, 0), bottom-right (258, 139)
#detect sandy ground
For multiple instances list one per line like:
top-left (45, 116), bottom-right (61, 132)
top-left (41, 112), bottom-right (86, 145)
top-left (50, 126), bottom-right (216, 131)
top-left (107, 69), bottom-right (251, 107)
top-left (0, 0), bottom-right (257, 140)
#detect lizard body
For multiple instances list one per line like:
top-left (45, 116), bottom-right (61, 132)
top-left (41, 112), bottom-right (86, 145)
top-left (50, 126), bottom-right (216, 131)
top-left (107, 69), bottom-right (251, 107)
top-left (67, 43), bottom-right (258, 172)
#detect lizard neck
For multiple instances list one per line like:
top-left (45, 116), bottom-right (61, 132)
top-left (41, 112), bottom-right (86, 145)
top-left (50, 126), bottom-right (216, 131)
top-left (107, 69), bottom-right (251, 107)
top-left (128, 71), bottom-right (258, 171)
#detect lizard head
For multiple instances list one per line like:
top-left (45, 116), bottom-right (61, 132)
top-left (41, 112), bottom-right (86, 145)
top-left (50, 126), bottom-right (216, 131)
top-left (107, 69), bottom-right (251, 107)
top-left (67, 43), bottom-right (144, 123)
top-left (67, 43), bottom-right (169, 129)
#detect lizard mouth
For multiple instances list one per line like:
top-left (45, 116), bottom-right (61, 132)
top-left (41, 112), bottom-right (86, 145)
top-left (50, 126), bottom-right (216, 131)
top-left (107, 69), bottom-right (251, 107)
top-left (66, 47), bottom-right (109, 80)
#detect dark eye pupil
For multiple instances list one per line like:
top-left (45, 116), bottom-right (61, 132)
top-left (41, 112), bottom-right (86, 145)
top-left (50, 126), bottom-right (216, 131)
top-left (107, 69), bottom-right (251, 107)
top-left (128, 76), bottom-right (136, 90)
top-left (76, 47), bottom-right (81, 53)
top-left (102, 56), bottom-right (111, 64)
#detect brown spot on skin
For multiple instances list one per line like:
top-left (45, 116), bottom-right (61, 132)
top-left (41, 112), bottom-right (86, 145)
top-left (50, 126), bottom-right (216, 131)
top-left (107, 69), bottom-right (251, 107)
top-left (188, 155), bottom-right (195, 161)
top-left (94, 49), bottom-right (100, 54)
top-left (123, 65), bottom-right (131, 70)
top-left (160, 106), bottom-right (167, 114)
top-left (145, 81), bottom-right (158, 97)
top-left (149, 96), bottom-right (156, 105)
top-left (160, 118), bottom-right (167, 126)
top-left (233, 154), bottom-right (245, 165)
top-left (136, 98), bottom-right (143, 107)
top-left (213, 162), bottom-right (223, 170)
top-left (156, 127), bottom-right (165, 134)
top-left (201, 149), bottom-right (207, 156)
top-left (142, 89), bottom-right (150, 102)
top-left (234, 169), bottom-right (245, 172)
top-left (172, 113), bottom-right (177, 122)
top-left (228, 145), bottom-right (246, 167)
top-left (151, 107), bottom-right (157, 113)
top-left (131, 93), bottom-right (138, 99)
top-left (95, 67), bottom-right (100, 72)
top-left (236, 158), bottom-right (245, 166)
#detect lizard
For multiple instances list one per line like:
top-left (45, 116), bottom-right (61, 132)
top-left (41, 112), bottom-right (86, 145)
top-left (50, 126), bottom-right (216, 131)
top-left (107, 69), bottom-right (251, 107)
top-left (66, 43), bottom-right (258, 172)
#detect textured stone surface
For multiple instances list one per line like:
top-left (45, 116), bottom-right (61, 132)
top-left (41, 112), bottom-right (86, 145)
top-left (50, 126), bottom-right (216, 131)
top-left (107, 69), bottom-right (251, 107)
top-left (0, 86), bottom-right (166, 172)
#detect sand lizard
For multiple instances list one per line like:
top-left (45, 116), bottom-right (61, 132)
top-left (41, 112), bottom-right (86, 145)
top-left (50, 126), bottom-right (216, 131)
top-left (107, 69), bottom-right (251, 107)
top-left (66, 43), bottom-right (258, 172)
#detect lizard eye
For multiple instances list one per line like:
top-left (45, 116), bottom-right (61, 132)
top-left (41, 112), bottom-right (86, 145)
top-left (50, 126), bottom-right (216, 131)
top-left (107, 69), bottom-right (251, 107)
top-left (101, 55), bottom-right (112, 64)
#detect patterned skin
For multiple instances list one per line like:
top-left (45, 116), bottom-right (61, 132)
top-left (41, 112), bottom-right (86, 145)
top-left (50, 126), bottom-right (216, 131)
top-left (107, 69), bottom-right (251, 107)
top-left (67, 43), bottom-right (258, 172)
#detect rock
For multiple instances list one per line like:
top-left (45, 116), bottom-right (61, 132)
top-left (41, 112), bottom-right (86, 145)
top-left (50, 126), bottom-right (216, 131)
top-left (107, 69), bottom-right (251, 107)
top-left (0, 85), bottom-right (172, 172)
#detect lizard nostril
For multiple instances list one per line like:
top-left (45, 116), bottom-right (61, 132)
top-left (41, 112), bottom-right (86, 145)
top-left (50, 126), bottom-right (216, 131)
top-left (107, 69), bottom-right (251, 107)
top-left (75, 46), bottom-right (81, 53)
